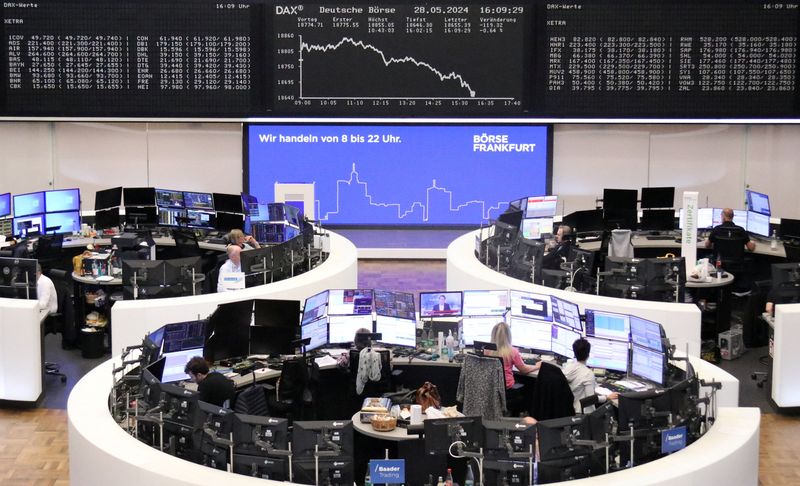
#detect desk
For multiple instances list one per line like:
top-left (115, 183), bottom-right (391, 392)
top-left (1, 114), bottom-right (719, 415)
top-left (110, 231), bottom-right (357, 356)
top-left (448, 230), bottom-right (704, 357)
top-left (578, 233), bottom-right (787, 259)
top-left (0, 297), bottom-right (43, 406)
top-left (771, 303), bottom-right (800, 408)
top-left (350, 410), bottom-right (428, 484)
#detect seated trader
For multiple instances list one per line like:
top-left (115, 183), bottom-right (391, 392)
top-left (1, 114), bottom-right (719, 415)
top-left (227, 229), bottom-right (260, 249)
top-left (217, 245), bottom-right (243, 293)
top-left (36, 263), bottom-right (58, 315)
top-left (490, 322), bottom-right (537, 390)
top-left (705, 208), bottom-right (755, 252)
top-left (185, 356), bottom-right (235, 407)
top-left (531, 338), bottom-right (618, 413)
top-left (541, 224), bottom-right (574, 271)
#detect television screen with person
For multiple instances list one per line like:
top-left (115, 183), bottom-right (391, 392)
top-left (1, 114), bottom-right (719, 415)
top-left (746, 189), bottom-right (770, 216)
top-left (420, 291), bottom-right (463, 317)
top-left (13, 191), bottom-right (44, 217)
top-left (45, 188), bottom-right (80, 213)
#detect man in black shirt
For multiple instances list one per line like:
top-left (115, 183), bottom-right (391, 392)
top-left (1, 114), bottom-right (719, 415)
top-left (705, 208), bottom-right (755, 252)
top-left (184, 356), bottom-right (235, 407)
top-left (542, 224), bottom-right (574, 270)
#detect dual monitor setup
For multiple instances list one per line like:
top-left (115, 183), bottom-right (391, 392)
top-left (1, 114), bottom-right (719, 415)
top-left (1, 188), bottom-right (81, 237)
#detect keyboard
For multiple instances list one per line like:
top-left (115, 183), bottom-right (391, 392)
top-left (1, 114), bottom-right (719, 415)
top-left (522, 357), bottom-right (540, 366)
top-left (601, 382), bottom-right (629, 393)
top-left (645, 235), bottom-right (677, 241)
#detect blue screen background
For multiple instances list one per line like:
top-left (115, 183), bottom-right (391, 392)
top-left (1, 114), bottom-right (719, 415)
top-left (45, 189), bottom-right (81, 212)
top-left (0, 193), bottom-right (10, 217)
top-left (45, 211), bottom-right (81, 234)
top-left (13, 192), bottom-right (45, 217)
top-left (247, 125), bottom-right (550, 225)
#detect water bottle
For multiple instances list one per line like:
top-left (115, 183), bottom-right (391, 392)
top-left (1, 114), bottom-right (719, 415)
top-left (445, 468), bottom-right (454, 486)
top-left (464, 464), bottom-right (475, 486)
top-left (771, 229), bottom-right (778, 251)
top-left (715, 256), bottom-right (723, 281)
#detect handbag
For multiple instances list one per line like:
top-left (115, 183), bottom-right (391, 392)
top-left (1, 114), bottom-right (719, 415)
top-left (415, 381), bottom-right (441, 412)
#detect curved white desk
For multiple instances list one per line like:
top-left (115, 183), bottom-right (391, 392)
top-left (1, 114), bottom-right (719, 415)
top-left (447, 231), bottom-right (703, 357)
top-left (110, 232), bottom-right (358, 356)
top-left (69, 357), bottom-right (755, 486)
top-left (771, 303), bottom-right (800, 408)
top-left (0, 298), bottom-right (43, 405)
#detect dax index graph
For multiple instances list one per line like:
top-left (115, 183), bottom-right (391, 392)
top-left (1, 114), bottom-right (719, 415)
top-left (272, 3), bottom-right (529, 115)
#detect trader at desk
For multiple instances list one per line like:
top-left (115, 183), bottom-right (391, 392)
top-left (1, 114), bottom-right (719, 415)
top-left (542, 224), bottom-right (574, 270)
top-left (184, 356), bottom-right (235, 407)
top-left (705, 208), bottom-right (755, 252)
top-left (227, 229), bottom-right (260, 250)
top-left (36, 263), bottom-right (58, 317)
top-left (217, 245), bottom-right (243, 293)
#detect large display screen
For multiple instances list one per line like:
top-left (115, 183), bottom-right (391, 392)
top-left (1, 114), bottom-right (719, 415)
top-left (246, 124), bottom-right (551, 225)
top-left (0, 193), bottom-right (10, 218)
top-left (45, 188), bottom-right (80, 212)
top-left (13, 192), bottom-right (44, 217)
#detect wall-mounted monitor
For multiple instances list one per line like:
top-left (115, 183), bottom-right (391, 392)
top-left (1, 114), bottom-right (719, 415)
top-left (45, 188), bottom-right (80, 213)
top-left (745, 189), bottom-right (770, 216)
top-left (13, 191), bottom-right (44, 217)
top-left (95, 187), bottom-right (122, 210)
top-left (420, 291), bottom-right (463, 318)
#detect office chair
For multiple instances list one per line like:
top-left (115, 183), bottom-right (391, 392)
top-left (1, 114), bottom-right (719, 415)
top-left (348, 348), bottom-right (393, 413)
top-left (456, 353), bottom-right (507, 420)
top-left (712, 233), bottom-right (752, 296)
top-left (35, 234), bottom-right (64, 271)
top-left (205, 253), bottom-right (229, 294)
top-left (43, 269), bottom-right (72, 384)
top-left (530, 362), bottom-right (574, 421)
top-left (233, 384), bottom-right (270, 416)
top-left (608, 229), bottom-right (634, 258)
top-left (266, 356), bottom-right (318, 423)
top-left (783, 240), bottom-right (800, 263)
top-left (172, 229), bottom-right (202, 258)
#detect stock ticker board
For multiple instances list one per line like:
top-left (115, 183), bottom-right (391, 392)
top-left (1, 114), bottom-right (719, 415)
top-left (0, 0), bottom-right (798, 118)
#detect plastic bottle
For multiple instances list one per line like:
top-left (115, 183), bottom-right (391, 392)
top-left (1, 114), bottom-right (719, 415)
top-left (438, 331), bottom-right (445, 356)
top-left (458, 331), bottom-right (466, 355)
top-left (446, 330), bottom-right (455, 362)
top-left (436, 476), bottom-right (445, 486)
top-left (715, 256), bottom-right (723, 281)
top-left (445, 468), bottom-right (453, 486)
top-left (364, 471), bottom-right (372, 486)
top-left (464, 464), bottom-right (475, 486)
top-left (771, 229), bottom-right (778, 251)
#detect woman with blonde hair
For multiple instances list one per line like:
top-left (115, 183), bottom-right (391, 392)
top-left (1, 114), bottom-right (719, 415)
top-left (227, 229), bottom-right (260, 249)
top-left (490, 321), bottom-right (537, 389)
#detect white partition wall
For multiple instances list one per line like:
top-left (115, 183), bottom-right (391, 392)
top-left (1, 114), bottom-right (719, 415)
top-left (0, 298), bottom-right (43, 404)
top-left (447, 231), bottom-right (703, 357)
top-left (772, 303), bottom-right (800, 407)
top-left (110, 231), bottom-right (358, 355)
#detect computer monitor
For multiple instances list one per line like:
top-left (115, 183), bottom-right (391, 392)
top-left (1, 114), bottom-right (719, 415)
top-left (215, 211), bottom-right (244, 232)
top-left (507, 238), bottom-right (545, 283)
top-left (254, 299), bottom-right (300, 329)
top-left (536, 415), bottom-right (591, 461)
top-left (747, 211), bottom-right (770, 238)
top-left (460, 316), bottom-right (501, 346)
top-left (375, 315), bottom-right (417, 348)
top-left (232, 454), bottom-right (290, 481)
top-left (186, 209), bottom-right (215, 229)
top-left (327, 289), bottom-right (374, 315)
top-left (95, 187), bottom-right (122, 210)
top-left (140, 357), bottom-right (165, 405)
top-left (143, 326), bottom-right (167, 365)
top-left (509, 316), bottom-right (552, 352)
top-left (585, 336), bottom-right (629, 373)
top-left (156, 188), bottom-right (185, 208)
top-left (301, 317), bottom-right (329, 352)
top-left (0, 257), bottom-right (37, 299)
top-left (483, 419), bottom-right (536, 458)
top-left (420, 291), bottom-right (463, 318)
top-left (374, 289), bottom-right (416, 320)
top-left (158, 207), bottom-right (186, 226)
top-left (163, 256), bottom-right (202, 296)
top-left (550, 324), bottom-right (580, 359)
top-left (584, 309), bottom-right (630, 342)
top-left (44, 188), bottom-right (80, 213)
top-left (160, 347), bottom-right (204, 383)
top-left (746, 189), bottom-right (770, 216)
top-left (679, 207), bottom-right (715, 230)
top-left (562, 209), bottom-right (604, 234)
top-left (159, 382), bottom-right (202, 426)
top-left (12, 214), bottom-right (43, 237)
top-left (0, 193), bottom-right (10, 218)
top-left (302, 290), bottom-right (329, 325)
top-left (13, 192), bottom-right (45, 217)
top-left (496, 207), bottom-right (523, 231)
top-left (162, 319), bottom-right (207, 354)
top-left (630, 345), bottom-right (666, 386)
top-left (629, 315), bottom-right (664, 352)
top-left (206, 300), bottom-right (253, 362)
top-left (639, 210), bottom-right (675, 232)
top-left (292, 420), bottom-right (354, 458)
top-left (213, 193), bottom-right (243, 214)
top-left (424, 416), bottom-right (483, 455)
top-left (232, 413), bottom-right (289, 455)
top-left (123, 187), bottom-right (156, 207)
top-left (550, 295), bottom-right (582, 332)
top-left (183, 191), bottom-right (214, 210)
top-left (640, 187), bottom-right (675, 209)
top-left (462, 290), bottom-right (509, 317)
top-left (44, 211), bottom-right (80, 234)
top-left (603, 188), bottom-right (638, 211)
top-left (328, 314), bottom-right (373, 345)
top-left (781, 218), bottom-right (800, 240)
top-left (521, 217), bottom-right (554, 239)
top-left (524, 195), bottom-right (558, 219)
top-left (94, 207), bottom-right (120, 230)
top-left (124, 206), bottom-right (158, 226)
top-left (122, 259), bottom-right (164, 287)
top-left (617, 388), bottom-right (672, 430)
top-left (240, 246), bottom-right (273, 276)
top-left (711, 208), bottom-right (748, 229)
top-left (509, 290), bottom-right (552, 321)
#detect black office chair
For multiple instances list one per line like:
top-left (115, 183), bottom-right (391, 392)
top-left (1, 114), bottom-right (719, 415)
top-left (348, 348), bottom-right (394, 412)
top-left (205, 253), bottom-right (229, 294)
top-left (784, 240), bottom-right (800, 263)
top-left (172, 229), bottom-right (202, 258)
top-left (43, 269), bottom-right (72, 384)
top-left (266, 356), bottom-right (319, 423)
top-left (233, 384), bottom-right (270, 416)
top-left (530, 362), bottom-right (574, 421)
top-left (35, 234), bottom-right (64, 271)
